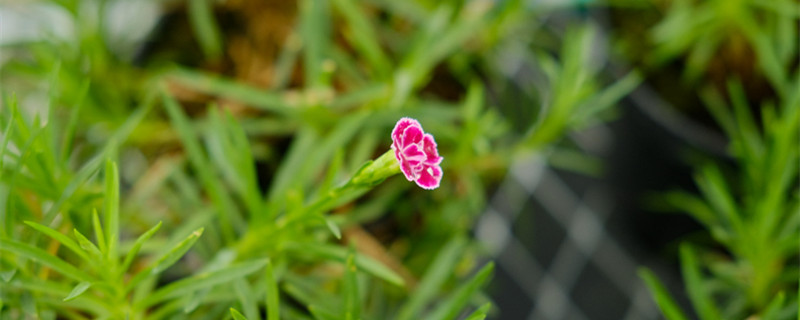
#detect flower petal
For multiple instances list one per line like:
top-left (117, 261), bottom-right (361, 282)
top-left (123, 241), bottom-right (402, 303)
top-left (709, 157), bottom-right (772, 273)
top-left (399, 158), bottom-right (417, 181)
top-left (392, 118), bottom-right (420, 149)
top-left (402, 125), bottom-right (424, 146)
top-left (421, 134), bottom-right (442, 165)
top-left (402, 144), bottom-right (426, 166)
top-left (415, 164), bottom-right (442, 190)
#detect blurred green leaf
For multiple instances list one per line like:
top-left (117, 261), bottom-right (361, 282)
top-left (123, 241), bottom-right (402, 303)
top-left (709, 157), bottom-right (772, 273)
top-left (120, 221), bottom-right (162, 276)
top-left (230, 308), bottom-right (249, 320)
top-left (680, 244), bottom-right (721, 320)
top-left (343, 247), bottom-right (360, 320)
top-left (639, 268), bottom-right (689, 320)
top-left (464, 303), bottom-right (492, 320)
top-left (138, 259), bottom-right (267, 308)
top-left (397, 236), bottom-right (467, 320)
top-left (187, 0), bottom-right (223, 59)
top-left (427, 262), bottom-right (494, 320)
top-left (264, 260), bottom-right (280, 320)
top-left (288, 243), bottom-right (404, 287)
top-left (24, 221), bottom-right (90, 263)
top-left (104, 160), bottom-right (120, 263)
top-left (0, 239), bottom-right (93, 282)
top-left (63, 281), bottom-right (91, 302)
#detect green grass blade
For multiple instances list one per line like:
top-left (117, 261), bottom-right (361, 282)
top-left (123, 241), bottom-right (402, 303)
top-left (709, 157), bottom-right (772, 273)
top-left (63, 281), bottom-right (91, 302)
top-left (73, 228), bottom-right (103, 262)
top-left (696, 165), bottom-right (743, 235)
top-left (60, 79), bottom-right (89, 163)
top-left (332, 0), bottom-right (391, 77)
top-left (288, 243), bottom-right (404, 287)
top-left (572, 71), bottom-right (643, 124)
top-left (264, 127), bottom-right (318, 221)
top-left (397, 236), bottom-right (467, 320)
top-left (0, 239), bottom-right (93, 282)
top-left (679, 244), bottom-right (720, 320)
top-left (127, 228), bottom-right (204, 291)
top-left (104, 159), bottom-right (120, 263)
top-left (137, 259), bottom-right (267, 308)
top-left (427, 262), bottom-right (494, 320)
top-left (300, 0), bottom-right (332, 88)
top-left (309, 304), bottom-right (340, 320)
top-left (187, 0), bottom-right (223, 59)
top-left (23, 221), bottom-right (90, 262)
top-left (0, 100), bottom-right (16, 171)
top-left (638, 268), bottom-right (689, 320)
top-left (343, 247), bottom-right (360, 320)
top-left (323, 217), bottom-right (342, 240)
top-left (264, 260), bottom-right (280, 320)
top-left (464, 303), bottom-right (491, 320)
top-left (162, 89), bottom-right (238, 242)
top-left (234, 278), bottom-right (260, 320)
top-left (168, 69), bottom-right (295, 115)
top-left (120, 221), bottom-right (162, 275)
top-left (91, 209), bottom-right (107, 255)
top-left (761, 291), bottom-right (785, 320)
top-left (231, 308), bottom-right (249, 320)
top-left (151, 228), bottom-right (204, 274)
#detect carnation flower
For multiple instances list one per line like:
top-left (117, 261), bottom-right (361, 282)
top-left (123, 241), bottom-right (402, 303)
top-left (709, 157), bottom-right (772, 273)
top-left (391, 117), bottom-right (443, 190)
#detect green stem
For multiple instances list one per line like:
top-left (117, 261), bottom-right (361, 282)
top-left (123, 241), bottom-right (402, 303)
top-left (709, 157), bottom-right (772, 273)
top-left (236, 150), bottom-right (400, 257)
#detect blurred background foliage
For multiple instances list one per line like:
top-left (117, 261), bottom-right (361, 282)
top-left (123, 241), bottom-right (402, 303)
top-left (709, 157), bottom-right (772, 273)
top-left (0, 0), bottom-right (797, 319)
top-left (0, 0), bottom-right (639, 318)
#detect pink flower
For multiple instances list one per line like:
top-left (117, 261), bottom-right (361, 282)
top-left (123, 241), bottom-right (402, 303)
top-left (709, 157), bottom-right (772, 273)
top-left (391, 117), bottom-right (443, 190)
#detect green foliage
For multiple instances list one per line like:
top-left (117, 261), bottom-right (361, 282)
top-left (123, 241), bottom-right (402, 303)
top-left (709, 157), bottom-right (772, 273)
top-left (641, 8), bottom-right (800, 316)
top-left (0, 0), bottom-right (639, 318)
top-left (651, 0), bottom-right (799, 86)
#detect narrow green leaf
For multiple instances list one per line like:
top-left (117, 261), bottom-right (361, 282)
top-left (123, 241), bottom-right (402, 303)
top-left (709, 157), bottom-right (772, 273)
top-left (152, 228), bottom-right (204, 274)
top-left (120, 221), bottom-right (162, 275)
top-left (309, 304), bottom-right (340, 320)
top-left (91, 209), bottom-right (107, 255)
top-left (181, 288), bottom-right (210, 314)
top-left (397, 236), bottom-right (467, 320)
top-left (162, 89), bottom-right (238, 242)
top-left (187, 0), bottom-right (223, 59)
top-left (696, 166), bottom-right (742, 235)
top-left (301, 0), bottom-right (332, 87)
top-left (679, 244), bottom-right (720, 320)
top-left (60, 79), bottom-right (89, 162)
top-left (324, 218), bottom-right (342, 240)
top-left (638, 268), bottom-right (689, 320)
top-left (282, 273), bottom-right (340, 314)
top-left (464, 303), bottom-right (492, 320)
top-left (315, 149), bottom-right (344, 199)
top-left (288, 243), bottom-right (404, 287)
top-left (572, 71), bottom-right (643, 124)
top-left (761, 291), bottom-right (785, 320)
top-left (264, 127), bottom-right (317, 221)
top-left (73, 228), bottom-right (103, 261)
top-left (234, 278), bottom-right (260, 320)
top-left (0, 269), bottom-right (17, 282)
top-left (43, 92), bottom-right (153, 225)
top-left (264, 260), bottom-right (280, 320)
top-left (427, 262), bottom-right (494, 320)
top-left (331, 0), bottom-right (391, 77)
top-left (0, 239), bottom-right (93, 282)
top-left (137, 259), bottom-right (267, 307)
top-left (0, 100), bottom-right (15, 171)
top-left (63, 281), bottom-right (92, 302)
top-left (168, 69), bottom-right (294, 115)
top-left (230, 308), bottom-right (249, 320)
top-left (104, 159), bottom-right (120, 262)
top-left (24, 221), bottom-right (90, 262)
top-left (343, 247), bottom-right (360, 320)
